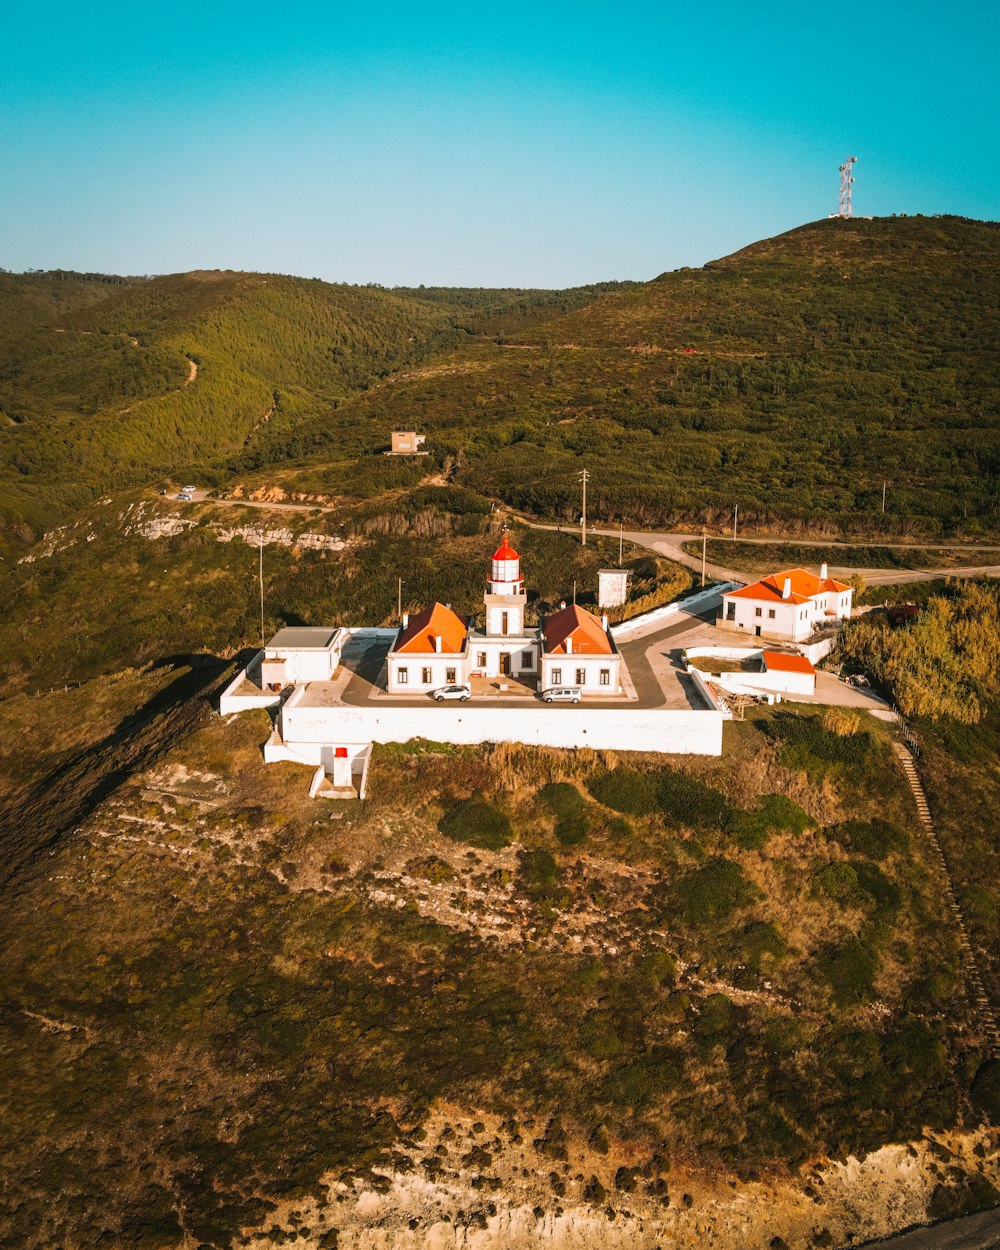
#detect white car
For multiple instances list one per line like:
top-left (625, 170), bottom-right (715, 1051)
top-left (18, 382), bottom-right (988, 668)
top-left (541, 687), bottom-right (582, 704)
top-left (432, 685), bottom-right (471, 702)
top-left (183, 485), bottom-right (197, 493)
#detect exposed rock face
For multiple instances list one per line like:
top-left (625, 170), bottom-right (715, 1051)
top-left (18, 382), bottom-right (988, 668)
top-left (246, 1116), bottom-right (999, 1250)
top-left (19, 500), bottom-right (350, 562)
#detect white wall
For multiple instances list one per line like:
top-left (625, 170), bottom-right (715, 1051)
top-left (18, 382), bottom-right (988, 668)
top-left (387, 654), bottom-right (466, 693)
top-left (717, 669), bottom-right (814, 697)
top-left (540, 653), bottom-right (621, 694)
top-left (274, 694), bottom-right (723, 758)
top-left (611, 583), bottom-right (740, 641)
top-left (470, 640), bottom-right (538, 679)
top-left (264, 638), bottom-right (342, 683)
top-left (720, 595), bottom-right (809, 641)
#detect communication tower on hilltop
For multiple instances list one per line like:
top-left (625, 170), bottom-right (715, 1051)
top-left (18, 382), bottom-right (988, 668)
top-left (837, 155), bottom-right (858, 217)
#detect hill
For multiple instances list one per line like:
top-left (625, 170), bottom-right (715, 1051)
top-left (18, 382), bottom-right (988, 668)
top-left (0, 270), bottom-right (635, 557)
top-left (240, 215), bottom-right (999, 538)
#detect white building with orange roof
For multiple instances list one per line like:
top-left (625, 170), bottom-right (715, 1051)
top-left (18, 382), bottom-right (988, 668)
top-left (540, 602), bottom-right (623, 695)
top-left (386, 602), bottom-right (471, 694)
top-left (719, 563), bottom-right (853, 643)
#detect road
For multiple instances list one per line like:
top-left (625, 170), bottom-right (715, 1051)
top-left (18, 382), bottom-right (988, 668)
top-left (528, 523), bottom-right (1000, 587)
top-left (166, 495), bottom-right (1000, 585)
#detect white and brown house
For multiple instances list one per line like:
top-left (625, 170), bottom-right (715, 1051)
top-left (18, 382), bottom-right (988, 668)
top-left (719, 564), bottom-right (853, 643)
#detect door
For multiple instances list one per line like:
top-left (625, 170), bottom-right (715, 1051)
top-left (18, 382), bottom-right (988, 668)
top-left (500, 653), bottom-right (511, 676)
top-left (754, 625), bottom-right (761, 637)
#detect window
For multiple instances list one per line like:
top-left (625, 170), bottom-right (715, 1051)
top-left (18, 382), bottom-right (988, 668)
top-left (477, 651), bottom-right (487, 667)
top-left (551, 667), bottom-right (562, 685)
top-left (398, 667), bottom-right (408, 684)
top-left (768, 609), bottom-right (776, 619)
top-left (501, 611), bottom-right (509, 635)
top-left (521, 650), bottom-right (533, 669)
top-left (754, 607), bottom-right (762, 617)
top-left (576, 668), bottom-right (586, 685)
top-left (421, 667), bottom-right (432, 684)
top-left (726, 603), bottom-right (736, 621)
top-left (600, 669), bottom-right (610, 686)
top-left (446, 667), bottom-right (457, 684)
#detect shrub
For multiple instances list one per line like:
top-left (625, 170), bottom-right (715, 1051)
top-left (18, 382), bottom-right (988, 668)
top-left (671, 858), bottom-right (759, 926)
top-left (826, 819), bottom-right (908, 861)
top-left (519, 849), bottom-right (558, 891)
top-left (587, 767), bottom-right (659, 815)
top-left (438, 796), bottom-right (512, 850)
top-left (579, 1012), bottom-right (622, 1060)
top-left (822, 707), bottom-right (862, 737)
top-left (731, 793), bottom-right (813, 849)
top-left (554, 816), bottom-right (589, 847)
top-left (657, 768), bottom-right (732, 830)
top-left (818, 937), bottom-right (878, 1008)
top-left (539, 782), bottom-right (585, 821)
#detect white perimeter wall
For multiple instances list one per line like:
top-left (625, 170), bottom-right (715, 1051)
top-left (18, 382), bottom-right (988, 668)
top-left (276, 700), bottom-right (722, 759)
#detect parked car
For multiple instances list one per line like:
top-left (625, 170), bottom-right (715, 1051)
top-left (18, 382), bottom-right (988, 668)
top-left (183, 485), bottom-right (197, 493)
top-left (432, 684), bottom-right (471, 702)
top-left (541, 687), bottom-right (582, 704)
top-left (176, 492), bottom-right (192, 501)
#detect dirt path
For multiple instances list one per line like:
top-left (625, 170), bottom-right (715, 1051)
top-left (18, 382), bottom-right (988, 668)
top-left (185, 356), bottom-right (198, 385)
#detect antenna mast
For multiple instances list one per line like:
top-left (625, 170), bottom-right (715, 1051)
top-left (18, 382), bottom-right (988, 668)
top-left (837, 155), bottom-right (857, 217)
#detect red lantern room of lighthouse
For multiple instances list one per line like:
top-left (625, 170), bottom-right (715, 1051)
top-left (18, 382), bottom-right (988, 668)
top-left (489, 531), bottom-right (524, 595)
top-left (483, 528), bottom-right (528, 638)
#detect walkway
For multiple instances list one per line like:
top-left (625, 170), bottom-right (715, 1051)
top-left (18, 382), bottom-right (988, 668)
top-left (893, 741), bottom-right (1000, 1057)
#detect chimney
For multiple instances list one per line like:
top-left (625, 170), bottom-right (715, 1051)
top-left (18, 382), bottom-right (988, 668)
top-left (782, 577), bottom-right (792, 600)
top-left (434, 635), bottom-right (442, 653)
top-left (559, 600), bottom-right (566, 610)
top-left (402, 613), bottom-right (409, 629)
top-left (601, 614), bottom-right (609, 632)
top-left (566, 636), bottom-right (573, 654)
top-left (820, 562), bottom-right (828, 581)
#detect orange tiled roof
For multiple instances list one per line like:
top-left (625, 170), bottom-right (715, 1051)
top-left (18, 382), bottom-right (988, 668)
top-left (394, 603), bottom-right (468, 654)
top-left (726, 568), bottom-right (851, 605)
top-left (543, 604), bottom-right (613, 655)
top-left (762, 651), bottom-right (816, 675)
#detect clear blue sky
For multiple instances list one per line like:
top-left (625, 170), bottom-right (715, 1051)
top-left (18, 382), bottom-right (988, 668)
top-left (2, 1), bottom-right (998, 285)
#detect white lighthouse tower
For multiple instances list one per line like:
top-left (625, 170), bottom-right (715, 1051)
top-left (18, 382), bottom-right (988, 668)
top-left (484, 528), bottom-right (527, 636)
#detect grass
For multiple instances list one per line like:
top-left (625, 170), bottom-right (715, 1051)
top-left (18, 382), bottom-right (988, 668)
top-left (0, 697), bottom-right (987, 1246)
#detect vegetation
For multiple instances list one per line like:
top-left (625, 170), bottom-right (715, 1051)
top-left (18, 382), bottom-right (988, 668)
top-left (686, 538), bottom-right (999, 574)
top-left (3, 215), bottom-right (1000, 569)
top-left (0, 696), bottom-right (987, 1246)
top-left (842, 580), bottom-right (1000, 721)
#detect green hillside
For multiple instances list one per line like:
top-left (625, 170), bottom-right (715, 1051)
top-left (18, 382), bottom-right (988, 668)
top-left (0, 271), bottom-right (634, 556)
top-left (243, 215), bottom-right (999, 538)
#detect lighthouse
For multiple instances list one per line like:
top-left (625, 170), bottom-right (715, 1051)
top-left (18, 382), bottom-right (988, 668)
top-left (484, 529), bottom-right (527, 637)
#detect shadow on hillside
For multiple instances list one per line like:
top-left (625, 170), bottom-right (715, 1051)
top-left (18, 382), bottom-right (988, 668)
top-left (0, 653), bottom-right (234, 899)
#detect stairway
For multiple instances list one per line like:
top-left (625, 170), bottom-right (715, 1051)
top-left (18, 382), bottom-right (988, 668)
top-left (892, 741), bottom-right (1000, 1057)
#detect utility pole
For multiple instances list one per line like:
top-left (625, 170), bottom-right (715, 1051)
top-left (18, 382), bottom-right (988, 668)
top-left (882, 480), bottom-right (887, 513)
top-left (579, 468), bottom-right (589, 546)
top-left (258, 529), bottom-right (265, 648)
top-left (572, 579), bottom-right (577, 605)
top-left (618, 519), bottom-right (624, 566)
top-left (701, 531), bottom-right (707, 588)
top-left (397, 577), bottom-right (403, 620)
top-left (733, 504), bottom-right (738, 541)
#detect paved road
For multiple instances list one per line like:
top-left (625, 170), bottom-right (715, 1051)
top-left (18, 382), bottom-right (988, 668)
top-left (855, 1204), bottom-right (1000, 1250)
top-left (526, 522), bottom-right (1000, 587)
